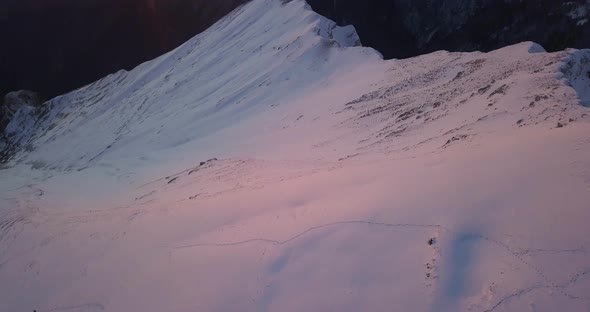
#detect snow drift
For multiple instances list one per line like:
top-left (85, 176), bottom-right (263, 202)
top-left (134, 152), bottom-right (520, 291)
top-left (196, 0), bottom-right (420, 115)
top-left (1, 0), bottom-right (590, 311)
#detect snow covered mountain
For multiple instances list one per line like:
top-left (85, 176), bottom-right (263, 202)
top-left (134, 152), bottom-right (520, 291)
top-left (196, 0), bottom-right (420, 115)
top-left (1, 0), bottom-right (590, 311)
top-left (0, 0), bottom-right (248, 99)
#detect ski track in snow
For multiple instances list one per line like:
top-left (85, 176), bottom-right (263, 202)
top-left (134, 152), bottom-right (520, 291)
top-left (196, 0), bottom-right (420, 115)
top-left (173, 219), bottom-right (590, 303)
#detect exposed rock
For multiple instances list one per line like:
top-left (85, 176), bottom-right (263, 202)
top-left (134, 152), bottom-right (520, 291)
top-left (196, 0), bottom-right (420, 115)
top-left (1, 90), bottom-right (43, 133)
top-left (0, 90), bottom-right (44, 163)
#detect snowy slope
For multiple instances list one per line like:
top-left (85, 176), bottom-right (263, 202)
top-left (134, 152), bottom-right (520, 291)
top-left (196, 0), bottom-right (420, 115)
top-left (1, 0), bottom-right (590, 311)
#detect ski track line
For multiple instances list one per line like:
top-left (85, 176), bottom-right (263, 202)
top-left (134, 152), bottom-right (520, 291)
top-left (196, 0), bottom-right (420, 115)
top-left (172, 219), bottom-right (590, 304)
top-left (173, 220), bottom-right (443, 248)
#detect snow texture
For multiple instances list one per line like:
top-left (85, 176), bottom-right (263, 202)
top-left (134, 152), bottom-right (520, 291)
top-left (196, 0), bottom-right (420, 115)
top-left (1, 1), bottom-right (590, 311)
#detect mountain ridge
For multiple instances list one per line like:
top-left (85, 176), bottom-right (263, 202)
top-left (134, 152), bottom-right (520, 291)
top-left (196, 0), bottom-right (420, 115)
top-left (1, 1), bottom-right (590, 311)
top-left (4, 0), bottom-right (590, 102)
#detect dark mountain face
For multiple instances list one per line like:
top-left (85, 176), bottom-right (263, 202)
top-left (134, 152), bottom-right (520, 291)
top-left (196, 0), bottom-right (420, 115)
top-left (0, 0), bottom-right (247, 100)
top-left (307, 0), bottom-right (590, 59)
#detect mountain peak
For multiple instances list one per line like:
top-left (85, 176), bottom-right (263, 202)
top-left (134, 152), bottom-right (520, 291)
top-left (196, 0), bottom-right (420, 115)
top-left (1, 1), bottom-right (590, 311)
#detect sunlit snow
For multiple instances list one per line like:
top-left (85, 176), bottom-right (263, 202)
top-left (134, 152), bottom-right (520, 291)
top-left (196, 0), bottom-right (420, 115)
top-left (1, 1), bottom-right (590, 311)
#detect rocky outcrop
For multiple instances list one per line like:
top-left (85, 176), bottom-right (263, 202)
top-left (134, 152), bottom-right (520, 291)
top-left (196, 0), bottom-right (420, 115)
top-left (1, 90), bottom-right (43, 133)
top-left (0, 90), bottom-right (44, 162)
top-left (307, 0), bottom-right (590, 59)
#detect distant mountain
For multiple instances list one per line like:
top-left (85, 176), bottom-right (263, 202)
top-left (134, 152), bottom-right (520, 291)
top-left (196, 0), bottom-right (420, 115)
top-left (0, 0), bottom-right (247, 99)
top-left (307, 0), bottom-right (590, 59)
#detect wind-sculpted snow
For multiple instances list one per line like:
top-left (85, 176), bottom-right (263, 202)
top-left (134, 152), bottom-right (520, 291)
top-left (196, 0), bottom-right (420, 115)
top-left (1, 0), bottom-right (590, 311)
